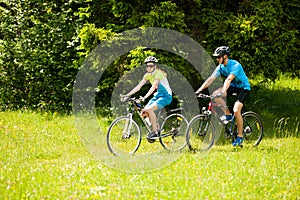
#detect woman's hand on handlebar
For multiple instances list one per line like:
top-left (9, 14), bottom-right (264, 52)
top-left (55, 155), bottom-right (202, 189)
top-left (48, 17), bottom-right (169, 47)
top-left (120, 94), bottom-right (129, 102)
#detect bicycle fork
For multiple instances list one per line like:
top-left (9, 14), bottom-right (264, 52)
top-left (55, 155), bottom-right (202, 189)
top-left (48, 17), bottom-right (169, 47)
top-left (123, 113), bottom-right (134, 138)
top-left (200, 115), bottom-right (211, 136)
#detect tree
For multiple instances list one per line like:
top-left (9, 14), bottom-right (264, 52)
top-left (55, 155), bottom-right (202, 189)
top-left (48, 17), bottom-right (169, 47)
top-left (77, 1), bottom-right (193, 112)
top-left (0, 0), bottom-right (299, 112)
top-left (203, 0), bottom-right (299, 80)
top-left (0, 0), bottom-right (87, 112)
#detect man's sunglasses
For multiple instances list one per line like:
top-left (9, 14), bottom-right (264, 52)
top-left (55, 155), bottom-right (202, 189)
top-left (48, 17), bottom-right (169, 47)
top-left (216, 56), bottom-right (222, 59)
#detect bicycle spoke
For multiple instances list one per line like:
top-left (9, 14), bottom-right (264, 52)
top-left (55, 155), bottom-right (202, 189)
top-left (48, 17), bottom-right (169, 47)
top-left (186, 115), bottom-right (215, 151)
top-left (107, 116), bottom-right (142, 155)
top-left (159, 113), bottom-right (188, 151)
top-left (242, 111), bottom-right (263, 146)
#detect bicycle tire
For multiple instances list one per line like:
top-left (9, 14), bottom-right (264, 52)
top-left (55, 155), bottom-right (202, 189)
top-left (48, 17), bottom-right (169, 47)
top-left (242, 111), bottom-right (263, 146)
top-left (159, 113), bottom-right (188, 151)
top-left (186, 114), bottom-right (215, 151)
top-left (107, 116), bottom-right (142, 156)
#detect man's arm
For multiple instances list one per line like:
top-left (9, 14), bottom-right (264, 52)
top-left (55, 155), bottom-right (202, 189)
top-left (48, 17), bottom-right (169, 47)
top-left (195, 75), bottom-right (217, 94)
top-left (221, 74), bottom-right (235, 96)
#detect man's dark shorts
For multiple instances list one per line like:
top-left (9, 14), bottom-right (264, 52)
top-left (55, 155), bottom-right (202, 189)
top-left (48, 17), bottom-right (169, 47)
top-left (227, 86), bottom-right (250, 104)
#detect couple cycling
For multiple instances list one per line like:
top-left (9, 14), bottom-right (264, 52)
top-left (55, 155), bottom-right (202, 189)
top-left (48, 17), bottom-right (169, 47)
top-left (122, 46), bottom-right (250, 147)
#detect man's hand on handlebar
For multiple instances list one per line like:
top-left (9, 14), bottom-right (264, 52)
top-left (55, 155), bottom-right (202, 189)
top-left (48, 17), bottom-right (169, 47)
top-left (194, 92), bottom-right (225, 99)
top-left (195, 91), bottom-right (201, 96)
top-left (216, 92), bottom-right (224, 98)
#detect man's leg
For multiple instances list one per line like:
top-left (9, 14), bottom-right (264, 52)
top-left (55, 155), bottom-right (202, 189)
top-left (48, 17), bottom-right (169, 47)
top-left (231, 101), bottom-right (245, 146)
top-left (213, 87), bottom-right (231, 115)
top-left (233, 101), bottom-right (244, 137)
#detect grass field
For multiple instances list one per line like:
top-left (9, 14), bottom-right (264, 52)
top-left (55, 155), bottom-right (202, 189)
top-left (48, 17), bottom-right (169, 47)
top-left (248, 74), bottom-right (299, 138)
top-left (0, 111), bottom-right (299, 199)
top-left (1, 75), bottom-right (299, 199)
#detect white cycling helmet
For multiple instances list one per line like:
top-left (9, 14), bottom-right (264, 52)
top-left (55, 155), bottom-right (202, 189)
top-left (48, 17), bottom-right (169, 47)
top-left (144, 56), bottom-right (158, 64)
top-left (213, 46), bottom-right (230, 57)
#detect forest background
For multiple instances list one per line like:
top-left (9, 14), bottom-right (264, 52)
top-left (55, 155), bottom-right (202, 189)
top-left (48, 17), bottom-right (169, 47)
top-left (0, 0), bottom-right (299, 115)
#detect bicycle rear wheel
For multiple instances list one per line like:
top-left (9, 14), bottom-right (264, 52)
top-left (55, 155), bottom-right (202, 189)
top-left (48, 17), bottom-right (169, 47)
top-left (159, 113), bottom-right (188, 151)
top-left (186, 114), bottom-right (215, 151)
top-left (107, 116), bottom-right (142, 156)
top-left (242, 111), bottom-right (263, 146)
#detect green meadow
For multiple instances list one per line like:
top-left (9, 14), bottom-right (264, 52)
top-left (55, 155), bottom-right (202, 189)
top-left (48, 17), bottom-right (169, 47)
top-left (1, 76), bottom-right (299, 199)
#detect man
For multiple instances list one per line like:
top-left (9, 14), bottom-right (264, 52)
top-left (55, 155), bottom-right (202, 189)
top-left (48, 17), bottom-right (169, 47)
top-left (195, 46), bottom-right (251, 146)
top-left (122, 56), bottom-right (172, 141)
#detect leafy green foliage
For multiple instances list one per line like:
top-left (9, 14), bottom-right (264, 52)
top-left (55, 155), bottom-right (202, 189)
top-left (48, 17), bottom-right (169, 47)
top-left (0, 0), bottom-right (87, 112)
top-left (0, 0), bottom-right (299, 112)
top-left (205, 0), bottom-right (299, 80)
top-left (142, 1), bottom-right (187, 32)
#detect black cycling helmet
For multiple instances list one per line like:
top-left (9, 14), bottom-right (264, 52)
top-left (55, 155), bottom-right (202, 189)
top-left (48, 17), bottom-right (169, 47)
top-left (213, 46), bottom-right (230, 57)
top-left (144, 56), bottom-right (158, 64)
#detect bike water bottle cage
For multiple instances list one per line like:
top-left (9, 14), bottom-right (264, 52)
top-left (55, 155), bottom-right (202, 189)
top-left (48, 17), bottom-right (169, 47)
top-left (208, 102), bottom-right (212, 111)
top-left (136, 102), bottom-right (142, 108)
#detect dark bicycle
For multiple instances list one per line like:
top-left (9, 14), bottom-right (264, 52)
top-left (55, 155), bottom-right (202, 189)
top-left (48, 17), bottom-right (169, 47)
top-left (107, 97), bottom-right (188, 156)
top-left (186, 93), bottom-right (263, 151)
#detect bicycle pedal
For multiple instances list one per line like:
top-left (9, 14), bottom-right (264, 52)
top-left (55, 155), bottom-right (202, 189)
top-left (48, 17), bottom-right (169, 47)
top-left (122, 134), bottom-right (131, 139)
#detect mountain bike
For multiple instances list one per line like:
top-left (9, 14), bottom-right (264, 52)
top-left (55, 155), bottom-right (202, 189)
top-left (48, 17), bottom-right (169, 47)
top-left (107, 97), bottom-right (188, 156)
top-left (186, 93), bottom-right (263, 151)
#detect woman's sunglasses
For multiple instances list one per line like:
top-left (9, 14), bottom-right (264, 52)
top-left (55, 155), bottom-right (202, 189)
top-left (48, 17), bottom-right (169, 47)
top-left (146, 64), bottom-right (155, 68)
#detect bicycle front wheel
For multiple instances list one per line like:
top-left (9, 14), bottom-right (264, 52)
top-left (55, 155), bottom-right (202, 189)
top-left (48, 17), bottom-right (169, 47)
top-left (186, 114), bottom-right (215, 151)
top-left (159, 113), bottom-right (188, 151)
top-left (107, 116), bottom-right (142, 156)
top-left (242, 111), bottom-right (263, 146)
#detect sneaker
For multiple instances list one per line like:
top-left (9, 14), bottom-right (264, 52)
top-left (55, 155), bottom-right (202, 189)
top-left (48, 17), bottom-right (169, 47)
top-left (220, 114), bottom-right (233, 124)
top-left (147, 131), bottom-right (160, 139)
top-left (225, 114), bottom-right (233, 121)
top-left (232, 136), bottom-right (244, 147)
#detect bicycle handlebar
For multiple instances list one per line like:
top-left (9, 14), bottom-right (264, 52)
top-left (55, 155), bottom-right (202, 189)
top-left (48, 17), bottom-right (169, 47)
top-left (120, 94), bottom-right (144, 103)
top-left (127, 97), bottom-right (141, 103)
top-left (196, 93), bottom-right (222, 99)
top-left (120, 95), bottom-right (144, 109)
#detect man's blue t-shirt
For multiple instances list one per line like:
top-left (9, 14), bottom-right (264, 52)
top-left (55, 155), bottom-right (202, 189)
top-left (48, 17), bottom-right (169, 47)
top-left (213, 59), bottom-right (251, 90)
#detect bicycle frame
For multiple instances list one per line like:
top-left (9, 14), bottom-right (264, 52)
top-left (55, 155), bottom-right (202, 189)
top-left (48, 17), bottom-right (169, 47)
top-left (126, 98), bottom-right (173, 135)
top-left (201, 95), bottom-right (238, 140)
top-left (126, 98), bottom-right (188, 146)
top-left (125, 98), bottom-right (151, 133)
